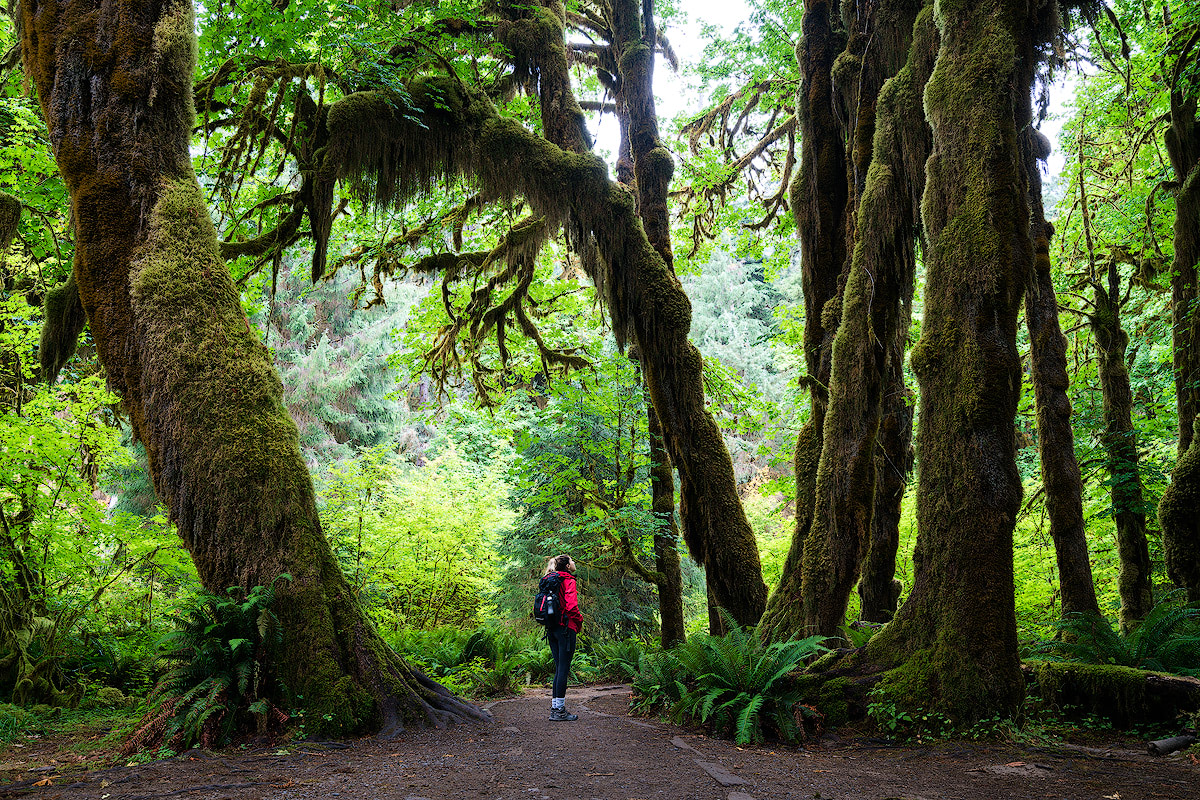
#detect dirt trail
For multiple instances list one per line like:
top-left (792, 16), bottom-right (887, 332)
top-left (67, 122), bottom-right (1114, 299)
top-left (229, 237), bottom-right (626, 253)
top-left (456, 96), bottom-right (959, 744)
top-left (2, 685), bottom-right (1198, 799)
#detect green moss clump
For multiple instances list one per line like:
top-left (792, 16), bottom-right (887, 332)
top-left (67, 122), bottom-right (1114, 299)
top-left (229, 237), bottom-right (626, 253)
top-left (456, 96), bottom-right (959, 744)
top-left (39, 275), bottom-right (88, 383)
top-left (816, 677), bottom-right (852, 727)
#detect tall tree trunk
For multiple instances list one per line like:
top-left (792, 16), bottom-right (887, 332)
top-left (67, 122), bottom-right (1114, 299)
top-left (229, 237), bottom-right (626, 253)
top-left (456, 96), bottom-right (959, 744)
top-left (858, 334), bottom-right (914, 623)
top-left (19, 0), bottom-right (484, 735)
top-left (1023, 129), bottom-right (1100, 618)
top-left (610, 0), bottom-right (684, 641)
top-left (800, 0), bottom-right (925, 638)
top-left (648, 404), bottom-right (686, 646)
top-left (1159, 48), bottom-right (1200, 602)
top-left (864, 0), bottom-right (1032, 721)
top-left (758, 0), bottom-right (849, 642)
top-left (606, 0), bottom-right (765, 627)
top-left (1091, 267), bottom-right (1154, 630)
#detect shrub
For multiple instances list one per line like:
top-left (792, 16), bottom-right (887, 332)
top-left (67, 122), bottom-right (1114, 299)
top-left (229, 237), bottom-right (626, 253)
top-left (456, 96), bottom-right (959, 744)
top-left (633, 617), bottom-right (827, 745)
top-left (123, 576), bottom-right (290, 754)
top-left (1034, 591), bottom-right (1200, 677)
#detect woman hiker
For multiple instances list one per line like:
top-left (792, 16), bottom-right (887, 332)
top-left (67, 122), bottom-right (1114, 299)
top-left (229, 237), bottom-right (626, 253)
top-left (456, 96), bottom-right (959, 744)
top-left (544, 554), bottom-right (583, 721)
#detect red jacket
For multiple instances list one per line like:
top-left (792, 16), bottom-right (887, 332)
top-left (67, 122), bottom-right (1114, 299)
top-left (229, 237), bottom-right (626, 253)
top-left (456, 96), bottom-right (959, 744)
top-left (556, 571), bottom-right (583, 632)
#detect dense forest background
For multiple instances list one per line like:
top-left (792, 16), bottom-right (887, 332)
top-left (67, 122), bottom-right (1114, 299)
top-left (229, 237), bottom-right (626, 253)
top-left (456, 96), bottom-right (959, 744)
top-left (2, 0), bottom-right (1199, 750)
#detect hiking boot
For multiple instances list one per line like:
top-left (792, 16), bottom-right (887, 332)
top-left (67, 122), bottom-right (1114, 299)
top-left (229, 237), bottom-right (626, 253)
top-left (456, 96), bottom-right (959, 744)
top-left (549, 708), bottom-right (578, 721)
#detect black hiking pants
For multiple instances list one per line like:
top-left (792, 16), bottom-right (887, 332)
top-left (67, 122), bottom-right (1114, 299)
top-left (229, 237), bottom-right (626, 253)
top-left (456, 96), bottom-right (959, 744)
top-left (547, 625), bottom-right (576, 698)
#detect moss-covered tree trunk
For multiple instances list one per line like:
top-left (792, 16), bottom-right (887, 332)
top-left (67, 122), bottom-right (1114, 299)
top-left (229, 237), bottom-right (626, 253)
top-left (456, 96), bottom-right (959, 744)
top-left (610, 1), bottom-right (684, 642)
top-left (759, 0), bottom-right (849, 642)
top-left (19, 0), bottom-right (484, 735)
top-left (648, 405), bottom-right (686, 646)
top-left (862, 0), bottom-right (1032, 721)
top-left (858, 334), bottom-right (914, 623)
top-left (1023, 129), bottom-right (1100, 618)
top-left (1159, 65), bottom-right (1200, 603)
top-left (1091, 265), bottom-right (1154, 630)
top-left (555, 0), bottom-right (765, 627)
top-left (799, 0), bottom-right (925, 638)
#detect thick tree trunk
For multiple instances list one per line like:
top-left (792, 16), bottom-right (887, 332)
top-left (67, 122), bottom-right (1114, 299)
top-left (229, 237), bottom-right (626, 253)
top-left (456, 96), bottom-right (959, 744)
top-left (858, 337), bottom-right (914, 623)
top-left (1159, 78), bottom-right (1200, 603)
top-left (758, 0), bottom-right (849, 643)
top-left (800, 0), bottom-right (926, 638)
top-left (19, 0), bottom-right (484, 735)
top-left (864, 0), bottom-right (1031, 722)
top-left (1022, 130), bottom-right (1100, 618)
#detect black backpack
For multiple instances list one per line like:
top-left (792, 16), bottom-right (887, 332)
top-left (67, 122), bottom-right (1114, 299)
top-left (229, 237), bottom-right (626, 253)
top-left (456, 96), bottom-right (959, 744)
top-left (533, 572), bottom-right (565, 626)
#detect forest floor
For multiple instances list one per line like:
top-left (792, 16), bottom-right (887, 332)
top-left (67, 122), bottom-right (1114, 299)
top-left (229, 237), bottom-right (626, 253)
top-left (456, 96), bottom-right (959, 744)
top-left (1, 684), bottom-right (1198, 800)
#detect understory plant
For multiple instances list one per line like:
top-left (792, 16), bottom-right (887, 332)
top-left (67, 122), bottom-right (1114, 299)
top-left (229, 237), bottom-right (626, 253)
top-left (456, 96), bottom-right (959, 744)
top-left (1034, 591), bottom-right (1200, 677)
top-left (632, 617), bottom-right (827, 745)
top-left (123, 576), bottom-right (290, 753)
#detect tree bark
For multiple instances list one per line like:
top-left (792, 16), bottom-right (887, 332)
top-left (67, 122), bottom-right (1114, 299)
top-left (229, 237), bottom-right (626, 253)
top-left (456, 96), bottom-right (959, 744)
top-left (800, 0), bottom-right (925, 639)
top-left (1022, 129), bottom-right (1100, 618)
top-left (648, 404), bottom-right (686, 647)
top-left (19, 0), bottom-right (485, 735)
top-left (858, 336), bottom-right (914, 623)
top-left (1159, 43), bottom-right (1200, 602)
top-left (864, 0), bottom-right (1032, 721)
top-left (1088, 272), bottom-right (1153, 629)
top-left (758, 0), bottom-right (849, 643)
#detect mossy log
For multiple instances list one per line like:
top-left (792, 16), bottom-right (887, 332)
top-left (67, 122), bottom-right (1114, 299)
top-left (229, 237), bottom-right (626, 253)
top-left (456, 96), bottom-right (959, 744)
top-left (20, 0), bottom-right (485, 736)
top-left (1025, 661), bottom-right (1200, 728)
top-left (787, 656), bottom-right (1200, 730)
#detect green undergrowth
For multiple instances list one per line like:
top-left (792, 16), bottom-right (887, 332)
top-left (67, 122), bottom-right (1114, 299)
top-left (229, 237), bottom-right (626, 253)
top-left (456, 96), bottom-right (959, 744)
top-left (631, 617), bottom-right (828, 745)
top-left (0, 702), bottom-right (140, 752)
top-left (389, 624), bottom-right (657, 698)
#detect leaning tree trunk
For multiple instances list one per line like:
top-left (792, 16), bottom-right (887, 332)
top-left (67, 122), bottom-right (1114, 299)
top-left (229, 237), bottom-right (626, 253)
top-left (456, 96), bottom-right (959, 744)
top-left (863, 0), bottom-right (1032, 722)
top-left (611, 0), bottom-right (684, 641)
top-left (19, 0), bottom-right (484, 735)
top-left (497, 0), bottom-right (767, 627)
top-left (799, 0), bottom-right (925, 638)
top-left (1159, 70), bottom-right (1200, 603)
top-left (1022, 128), bottom-right (1100, 618)
top-left (758, 0), bottom-right (849, 642)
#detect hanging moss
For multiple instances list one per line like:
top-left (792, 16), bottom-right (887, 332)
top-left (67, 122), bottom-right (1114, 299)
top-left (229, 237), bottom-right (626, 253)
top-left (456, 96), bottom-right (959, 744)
top-left (0, 191), bottom-right (19, 256)
top-left (39, 274), bottom-right (88, 383)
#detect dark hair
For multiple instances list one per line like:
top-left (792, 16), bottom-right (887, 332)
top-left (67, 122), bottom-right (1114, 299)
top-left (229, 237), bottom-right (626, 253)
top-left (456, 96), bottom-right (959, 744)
top-left (544, 554), bottom-right (574, 575)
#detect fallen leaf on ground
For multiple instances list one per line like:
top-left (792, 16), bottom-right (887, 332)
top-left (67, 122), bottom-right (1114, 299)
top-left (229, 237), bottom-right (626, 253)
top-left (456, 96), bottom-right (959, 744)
top-left (32, 778), bottom-right (53, 787)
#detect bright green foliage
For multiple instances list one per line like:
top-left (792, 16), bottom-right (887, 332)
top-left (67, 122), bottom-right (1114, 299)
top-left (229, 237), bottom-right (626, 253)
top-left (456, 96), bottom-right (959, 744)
top-left (390, 625), bottom-right (552, 697)
top-left (317, 446), bottom-right (509, 631)
top-left (134, 576), bottom-right (290, 751)
top-left (1034, 591), bottom-right (1200, 677)
top-left (633, 615), bottom-right (827, 744)
top-left (499, 350), bottom-right (669, 637)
